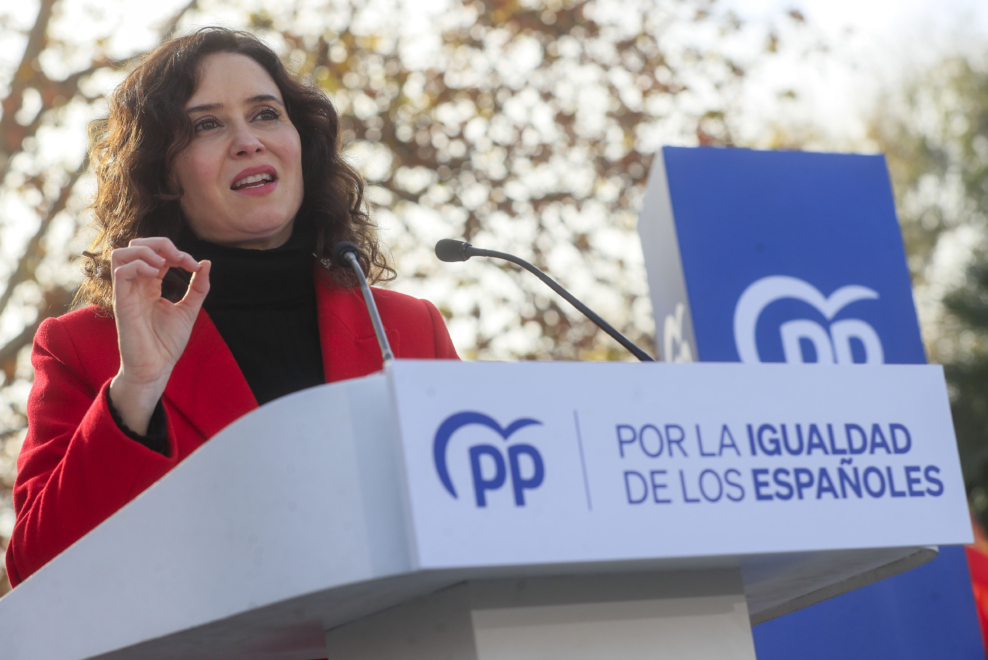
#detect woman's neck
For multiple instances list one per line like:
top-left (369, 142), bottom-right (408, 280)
top-left (179, 223), bottom-right (316, 309)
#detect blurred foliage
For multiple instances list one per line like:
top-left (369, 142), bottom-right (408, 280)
top-left (869, 55), bottom-right (988, 527)
top-left (945, 255), bottom-right (988, 525)
top-left (0, 0), bottom-right (806, 596)
top-left (871, 57), bottom-right (988, 288)
top-left (268, 0), bottom-right (777, 362)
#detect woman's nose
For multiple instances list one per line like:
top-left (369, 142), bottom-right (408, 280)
top-left (229, 122), bottom-right (264, 157)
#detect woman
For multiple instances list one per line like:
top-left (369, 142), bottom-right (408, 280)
top-left (6, 28), bottom-right (458, 587)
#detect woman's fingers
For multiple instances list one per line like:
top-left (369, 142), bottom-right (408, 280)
top-left (179, 260), bottom-right (211, 309)
top-left (111, 239), bottom-right (210, 316)
top-left (109, 238), bottom-right (202, 300)
top-left (113, 239), bottom-right (199, 275)
top-left (113, 258), bottom-right (164, 282)
top-left (127, 237), bottom-right (200, 272)
top-left (110, 245), bottom-right (167, 275)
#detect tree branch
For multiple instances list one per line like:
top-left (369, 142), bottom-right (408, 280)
top-left (0, 0), bottom-right (58, 122)
top-left (0, 0), bottom-right (59, 175)
top-left (1, 0), bottom-right (198, 182)
top-left (0, 160), bottom-right (86, 320)
top-left (160, 0), bottom-right (198, 41)
top-left (0, 286), bottom-right (73, 372)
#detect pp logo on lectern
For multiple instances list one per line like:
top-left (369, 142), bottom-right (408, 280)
top-left (734, 276), bottom-right (885, 365)
top-left (433, 412), bottom-right (546, 507)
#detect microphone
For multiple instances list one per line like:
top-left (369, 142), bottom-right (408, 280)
top-left (435, 239), bottom-right (654, 362)
top-left (333, 241), bottom-right (395, 365)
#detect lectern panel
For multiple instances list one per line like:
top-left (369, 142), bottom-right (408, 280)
top-left (389, 361), bottom-right (969, 569)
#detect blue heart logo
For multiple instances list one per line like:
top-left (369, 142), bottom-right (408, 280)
top-left (433, 411), bottom-right (542, 498)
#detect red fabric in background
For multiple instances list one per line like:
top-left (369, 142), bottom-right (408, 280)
top-left (6, 277), bottom-right (458, 586)
top-left (967, 516), bottom-right (988, 655)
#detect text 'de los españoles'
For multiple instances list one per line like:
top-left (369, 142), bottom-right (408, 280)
top-left (614, 422), bottom-right (943, 505)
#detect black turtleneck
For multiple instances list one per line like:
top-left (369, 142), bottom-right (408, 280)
top-left (182, 226), bottom-right (325, 406)
top-left (108, 225), bottom-right (325, 454)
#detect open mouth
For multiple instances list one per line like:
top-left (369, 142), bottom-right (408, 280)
top-left (231, 172), bottom-right (277, 191)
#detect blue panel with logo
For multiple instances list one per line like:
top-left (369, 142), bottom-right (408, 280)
top-left (660, 146), bottom-right (983, 658)
top-left (663, 146), bottom-right (925, 365)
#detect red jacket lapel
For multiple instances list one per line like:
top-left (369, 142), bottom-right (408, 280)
top-left (314, 271), bottom-right (400, 383)
top-left (163, 311), bottom-right (258, 441)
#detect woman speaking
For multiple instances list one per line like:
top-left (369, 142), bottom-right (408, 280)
top-left (6, 28), bottom-right (458, 586)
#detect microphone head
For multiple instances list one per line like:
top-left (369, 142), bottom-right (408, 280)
top-left (435, 239), bottom-right (473, 262)
top-left (332, 241), bottom-right (361, 264)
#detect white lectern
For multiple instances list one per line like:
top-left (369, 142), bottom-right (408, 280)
top-left (0, 361), bottom-right (971, 660)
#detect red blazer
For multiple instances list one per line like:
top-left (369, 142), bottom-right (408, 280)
top-left (6, 278), bottom-right (458, 587)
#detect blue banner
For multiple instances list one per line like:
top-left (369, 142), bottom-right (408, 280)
top-left (639, 145), bottom-right (983, 659)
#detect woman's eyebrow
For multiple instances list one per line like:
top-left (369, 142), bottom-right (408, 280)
top-left (186, 102), bottom-right (221, 114)
top-left (245, 94), bottom-right (284, 107)
top-left (186, 94), bottom-right (284, 114)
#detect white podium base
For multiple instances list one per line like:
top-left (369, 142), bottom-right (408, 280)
top-left (325, 570), bottom-right (756, 660)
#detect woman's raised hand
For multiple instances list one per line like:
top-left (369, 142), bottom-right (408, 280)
top-left (108, 237), bottom-right (211, 435)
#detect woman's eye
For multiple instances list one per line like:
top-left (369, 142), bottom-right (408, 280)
top-left (255, 108), bottom-right (280, 121)
top-left (194, 117), bottom-right (219, 132)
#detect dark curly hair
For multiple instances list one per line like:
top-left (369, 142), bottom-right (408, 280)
top-left (77, 27), bottom-right (393, 311)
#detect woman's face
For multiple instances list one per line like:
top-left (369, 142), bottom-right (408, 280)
top-left (174, 52), bottom-right (304, 250)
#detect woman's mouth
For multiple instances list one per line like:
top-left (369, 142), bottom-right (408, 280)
top-left (231, 172), bottom-right (277, 190)
top-left (230, 168), bottom-right (279, 196)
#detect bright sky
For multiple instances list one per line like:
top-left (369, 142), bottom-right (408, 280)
top-left (734, 0), bottom-right (988, 36)
top-left (725, 0), bottom-right (988, 142)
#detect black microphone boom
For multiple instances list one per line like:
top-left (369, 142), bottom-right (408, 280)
top-left (435, 239), bottom-right (654, 362)
top-left (333, 241), bottom-right (395, 365)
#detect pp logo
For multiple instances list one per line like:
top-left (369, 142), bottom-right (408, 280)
top-left (733, 276), bottom-right (885, 364)
top-left (433, 412), bottom-right (545, 507)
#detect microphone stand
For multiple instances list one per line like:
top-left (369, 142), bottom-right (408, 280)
top-left (435, 239), bottom-right (654, 362)
top-left (333, 241), bottom-right (395, 365)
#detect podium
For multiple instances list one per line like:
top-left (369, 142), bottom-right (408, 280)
top-left (0, 361), bottom-right (970, 660)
